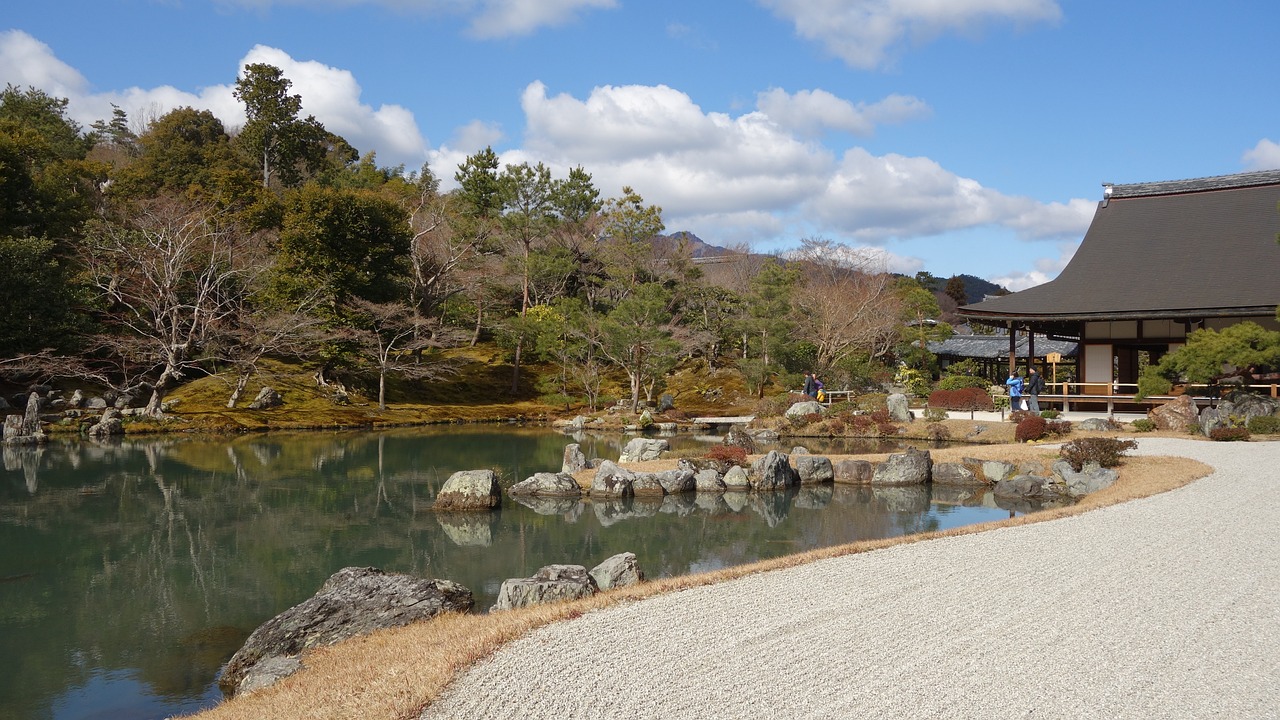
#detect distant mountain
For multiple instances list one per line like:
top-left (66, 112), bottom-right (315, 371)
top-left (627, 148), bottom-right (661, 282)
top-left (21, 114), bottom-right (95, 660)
top-left (652, 231), bottom-right (731, 258)
top-left (956, 274), bottom-right (1009, 304)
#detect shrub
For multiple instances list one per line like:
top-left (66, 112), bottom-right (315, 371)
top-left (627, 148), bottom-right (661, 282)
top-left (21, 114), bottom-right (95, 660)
top-left (868, 408), bottom-right (892, 424)
top-left (1208, 426), bottom-right (1251, 442)
top-left (826, 400), bottom-right (858, 417)
top-left (1246, 415), bottom-right (1280, 435)
top-left (704, 444), bottom-right (747, 467)
top-left (856, 393), bottom-right (889, 413)
top-left (1039, 409), bottom-right (1061, 419)
top-left (937, 374), bottom-right (989, 391)
top-left (1009, 410), bottom-right (1037, 424)
top-left (825, 418), bottom-right (846, 435)
top-left (1130, 418), bottom-right (1157, 432)
top-left (754, 393), bottom-right (800, 418)
top-left (848, 414), bottom-right (875, 434)
top-left (1015, 415), bottom-right (1047, 442)
top-left (925, 422), bottom-right (951, 441)
top-left (927, 387), bottom-right (994, 412)
top-left (1045, 420), bottom-right (1072, 437)
top-left (1059, 437), bottom-right (1138, 472)
top-left (877, 422), bottom-right (900, 436)
top-left (922, 406), bottom-right (948, 422)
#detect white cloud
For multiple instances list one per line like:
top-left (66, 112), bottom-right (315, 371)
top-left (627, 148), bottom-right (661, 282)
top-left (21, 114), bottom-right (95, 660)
top-left (759, 0), bottom-right (1061, 69)
top-left (756, 88), bottom-right (930, 137)
top-left (808, 147), bottom-right (1093, 242)
top-left (213, 0), bottom-right (617, 38)
top-left (1242, 139), bottom-right (1280, 171)
top-left (989, 241), bottom-right (1079, 291)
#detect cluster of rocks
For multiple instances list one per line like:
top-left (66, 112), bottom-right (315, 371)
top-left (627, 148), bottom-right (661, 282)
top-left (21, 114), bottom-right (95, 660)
top-left (1148, 393), bottom-right (1280, 436)
top-left (784, 392), bottom-right (913, 422)
top-left (490, 552), bottom-right (644, 612)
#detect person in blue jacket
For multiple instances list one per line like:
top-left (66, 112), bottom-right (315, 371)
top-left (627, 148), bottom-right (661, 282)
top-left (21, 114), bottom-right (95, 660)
top-left (1006, 370), bottom-right (1024, 411)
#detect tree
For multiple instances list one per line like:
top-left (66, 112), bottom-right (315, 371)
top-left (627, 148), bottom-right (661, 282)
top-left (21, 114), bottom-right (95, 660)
top-left (790, 239), bottom-right (902, 372)
top-left (599, 283), bottom-right (679, 412)
top-left (497, 161), bottom-right (556, 391)
top-left (943, 275), bottom-right (968, 306)
top-left (597, 186), bottom-right (665, 300)
top-left (233, 63), bottom-right (334, 188)
top-left (343, 298), bottom-right (459, 410)
top-left (81, 198), bottom-right (259, 416)
top-left (743, 258), bottom-right (798, 373)
top-left (1136, 321), bottom-right (1280, 399)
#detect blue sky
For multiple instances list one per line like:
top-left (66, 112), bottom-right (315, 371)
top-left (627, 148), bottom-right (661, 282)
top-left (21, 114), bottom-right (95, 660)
top-left (4, 1), bottom-right (1279, 289)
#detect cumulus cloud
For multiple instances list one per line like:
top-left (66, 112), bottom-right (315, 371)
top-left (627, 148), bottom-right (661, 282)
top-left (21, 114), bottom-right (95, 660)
top-left (214, 0), bottom-right (617, 38)
top-left (1242, 139), bottom-right (1280, 171)
top-left (808, 147), bottom-right (1093, 242)
top-left (758, 0), bottom-right (1061, 69)
top-left (0, 32), bottom-right (427, 170)
top-left (756, 87), bottom-right (930, 137)
top-left (989, 241), bottom-right (1079, 291)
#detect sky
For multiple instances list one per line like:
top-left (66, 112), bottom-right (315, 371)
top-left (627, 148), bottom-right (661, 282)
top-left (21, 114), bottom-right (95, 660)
top-left (4, 1), bottom-right (1279, 290)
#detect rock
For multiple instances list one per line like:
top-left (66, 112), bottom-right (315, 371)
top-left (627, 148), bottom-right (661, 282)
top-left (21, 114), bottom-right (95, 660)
top-left (85, 408), bottom-right (123, 439)
top-left (655, 422), bottom-right (678, 434)
top-left (432, 469), bottom-right (501, 511)
top-left (993, 474), bottom-right (1048, 499)
top-left (722, 465), bottom-right (750, 491)
top-left (237, 656), bottom-right (304, 696)
top-left (591, 461), bottom-right (635, 498)
top-left (932, 462), bottom-right (981, 486)
top-left (833, 459), bottom-right (874, 484)
top-left (68, 389), bottom-right (84, 408)
top-left (791, 446), bottom-right (810, 455)
top-left (748, 428), bottom-right (780, 443)
top-left (1149, 395), bottom-right (1200, 433)
top-left (590, 552), bottom-right (645, 591)
top-left (785, 401), bottom-right (824, 418)
top-left (618, 437), bottom-right (669, 463)
top-left (655, 469), bottom-right (695, 494)
top-left (510, 472), bottom-right (582, 497)
top-left (220, 567), bottom-right (473, 696)
top-left (976, 459), bottom-right (1016, 484)
top-left (1052, 459), bottom-right (1119, 497)
top-left (1076, 418), bottom-right (1115, 431)
top-left (247, 386), bottom-right (283, 410)
top-left (491, 565), bottom-right (598, 612)
top-left (566, 415), bottom-right (588, 429)
top-left (1198, 407), bottom-right (1231, 437)
top-left (658, 393), bottom-right (674, 412)
top-left (749, 450), bottom-right (799, 491)
top-left (887, 393), bottom-right (913, 423)
top-left (795, 455), bottom-right (834, 485)
top-left (85, 396), bottom-right (108, 410)
top-left (872, 448), bottom-right (932, 486)
top-left (630, 472), bottom-right (667, 497)
top-left (2, 394), bottom-right (46, 445)
top-left (723, 427), bottom-right (756, 453)
top-left (694, 468), bottom-right (725, 493)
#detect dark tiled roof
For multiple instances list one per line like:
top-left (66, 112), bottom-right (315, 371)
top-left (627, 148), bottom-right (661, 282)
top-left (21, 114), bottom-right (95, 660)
top-left (928, 335), bottom-right (1078, 360)
top-left (960, 170), bottom-right (1280, 321)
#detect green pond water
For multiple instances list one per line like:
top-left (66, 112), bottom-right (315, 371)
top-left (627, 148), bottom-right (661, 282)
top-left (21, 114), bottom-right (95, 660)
top-left (0, 426), bottom-right (1053, 719)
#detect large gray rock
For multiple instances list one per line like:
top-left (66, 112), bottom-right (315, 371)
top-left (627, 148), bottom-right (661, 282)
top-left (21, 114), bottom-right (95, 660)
top-left (785, 401), bottom-right (824, 418)
top-left (591, 461), bottom-right (635, 498)
top-left (1076, 418), bottom-right (1115, 432)
top-left (1052, 459), bottom-right (1119, 497)
top-left (722, 465), bottom-right (750, 491)
top-left (433, 469), bottom-right (502, 511)
top-left (723, 426), bottom-right (757, 453)
top-left (561, 443), bottom-right (588, 473)
top-left (694, 468), bottom-right (725, 493)
top-left (993, 474), bottom-right (1048, 499)
top-left (590, 552), bottom-right (645, 591)
top-left (932, 462), bottom-right (981, 486)
top-left (1220, 392), bottom-right (1280, 420)
top-left (886, 393), bottom-right (913, 423)
top-left (220, 567), bottom-right (472, 696)
top-left (510, 472), bottom-right (582, 497)
top-left (86, 408), bottom-right (123, 439)
top-left (491, 564), bottom-right (598, 612)
top-left (618, 437), bottom-right (669, 463)
top-left (977, 459), bottom-right (1016, 484)
top-left (833, 459), bottom-right (874, 484)
top-left (247, 386), bottom-right (283, 410)
top-left (872, 448), bottom-right (932, 486)
top-left (2, 394), bottom-right (46, 445)
top-left (630, 472), bottom-right (667, 497)
top-left (1149, 395), bottom-right (1200, 433)
top-left (749, 450), bottom-right (799, 491)
top-left (655, 469), bottom-right (696, 494)
top-left (795, 455), bottom-right (834, 485)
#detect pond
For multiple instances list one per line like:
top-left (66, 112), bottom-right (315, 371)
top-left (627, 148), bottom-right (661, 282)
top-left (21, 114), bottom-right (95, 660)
top-left (0, 426), bottom-right (1055, 719)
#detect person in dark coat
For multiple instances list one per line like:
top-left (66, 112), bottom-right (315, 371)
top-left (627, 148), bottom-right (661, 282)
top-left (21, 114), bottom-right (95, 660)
top-left (1025, 367), bottom-right (1045, 412)
top-left (803, 372), bottom-right (817, 399)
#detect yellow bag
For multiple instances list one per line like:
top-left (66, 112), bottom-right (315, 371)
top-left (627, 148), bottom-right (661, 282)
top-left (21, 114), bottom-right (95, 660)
top-left (816, 389), bottom-right (826, 402)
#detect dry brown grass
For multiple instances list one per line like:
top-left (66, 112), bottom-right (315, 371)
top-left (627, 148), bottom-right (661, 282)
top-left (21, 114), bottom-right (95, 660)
top-left (187, 445), bottom-right (1211, 720)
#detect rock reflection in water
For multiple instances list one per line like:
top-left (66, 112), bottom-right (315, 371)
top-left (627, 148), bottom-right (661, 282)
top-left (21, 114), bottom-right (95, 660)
top-left (435, 512), bottom-right (499, 547)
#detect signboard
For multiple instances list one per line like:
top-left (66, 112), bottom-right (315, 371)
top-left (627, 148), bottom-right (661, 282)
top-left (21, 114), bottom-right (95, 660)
top-left (1045, 352), bottom-right (1062, 363)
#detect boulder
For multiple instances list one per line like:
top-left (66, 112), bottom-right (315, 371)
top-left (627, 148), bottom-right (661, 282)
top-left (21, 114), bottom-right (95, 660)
top-left (655, 468), bottom-right (696, 494)
top-left (68, 389), bottom-right (84, 408)
top-left (1149, 395), bottom-right (1200, 433)
top-left (491, 565), bottom-right (598, 612)
top-left (247, 386), bottom-right (283, 410)
top-left (872, 448), bottom-right (932, 486)
top-left (432, 469), bottom-right (502, 511)
top-left (976, 459), bottom-right (1016, 484)
top-left (220, 567), bottom-right (473, 696)
top-left (618, 437), bottom-right (669, 463)
top-left (1076, 418), bottom-right (1115, 432)
top-left (749, 450), bottom-right (799, 491)
top-left (1198, 407), bottom-right (1231, 437)
top-left (658, 393), bottom-right (675, 412)
top-left (795, 455), bottom-right (834, 485)
top-left (1052, 459), bottom-right (1118, 498)
top-left (784, 401), bottom-right (824, 418)
top-left (85, 396), bottom-right (108, 410)
top-left (561, 443), bottom-right (588, 474)
top-left (630, 472), bottom-right (667, 497)
top-left (86, 408), bottom-right (123, 439)
top-left (748, 428), bottom-right (780, 443)
top-left (722, 465), bottom-right (750, 491)
top-left (694, 468), bottom-right (725, 493)
top-left (932, 462), bottom-right (981, 486)
top-left (993, 474), bottom-right (1048, 499)
top-left (591, 461), bottom-right (635, 498)
top-left (833, 459), bottom-right (874, 484)
top-left (723, 426), bottom-right (757, 453)
top-left (509, 472), bottom-right (582, 497)
top-left (791, 446), bottom-right (810, 455)
top-left (886, 393), bottom-right (913, 423)
top-left (589, 552), bottom-right (645, 591)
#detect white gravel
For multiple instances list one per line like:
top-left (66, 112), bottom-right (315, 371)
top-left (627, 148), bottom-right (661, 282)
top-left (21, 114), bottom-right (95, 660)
top-left (425, 439), bottom-right (1280, 719)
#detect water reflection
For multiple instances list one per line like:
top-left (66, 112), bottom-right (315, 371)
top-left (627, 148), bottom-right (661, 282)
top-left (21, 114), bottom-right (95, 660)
top-left (0, 427), bottom-right (1058, 720)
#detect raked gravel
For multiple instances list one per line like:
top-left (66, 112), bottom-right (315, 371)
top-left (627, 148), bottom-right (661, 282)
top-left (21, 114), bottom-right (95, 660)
top-left (424, 438), bottom-right (1280, 720)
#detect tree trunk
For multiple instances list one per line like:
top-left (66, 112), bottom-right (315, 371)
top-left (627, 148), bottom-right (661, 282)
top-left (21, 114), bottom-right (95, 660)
top-left (227, 372), bottom-right (251, 408)
top-left (511, 339), bottom-right (522, 394)
top-left (378, 369), bottom-right (387, 410)
top-left (145, 366), bottom-right (179, 418)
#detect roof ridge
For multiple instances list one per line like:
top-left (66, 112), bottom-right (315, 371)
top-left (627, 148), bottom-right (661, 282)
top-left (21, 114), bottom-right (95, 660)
top-left (1107, 169), bottom-right (1280, 198)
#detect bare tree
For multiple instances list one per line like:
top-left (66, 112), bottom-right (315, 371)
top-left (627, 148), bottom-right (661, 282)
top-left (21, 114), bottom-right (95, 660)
top-left (789, 239), bottom-right (902, 370)
top-left (345, 298), bottom-right (461, 410)
top-left (81, 198), bottom-right (259, 417)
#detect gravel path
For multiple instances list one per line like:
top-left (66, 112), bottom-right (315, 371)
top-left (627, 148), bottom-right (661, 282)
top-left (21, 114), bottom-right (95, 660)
top-left (425, 439), bottom-right (1280, 719)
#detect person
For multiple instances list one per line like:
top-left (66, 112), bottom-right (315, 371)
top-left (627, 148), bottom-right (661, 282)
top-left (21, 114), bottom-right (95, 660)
top-left (1006, 370), bottom-right (1024, 411)
top-left (814, 375), bottom-right (825, 403)
top-left (802, 372), bottom-right (817, 399)
top-left (1025, 366), bottom-right (1044, 413)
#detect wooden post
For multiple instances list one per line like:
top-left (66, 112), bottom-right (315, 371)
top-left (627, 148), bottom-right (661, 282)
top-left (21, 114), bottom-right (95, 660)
top-left (1007, 322), bottom-right (1017, 375)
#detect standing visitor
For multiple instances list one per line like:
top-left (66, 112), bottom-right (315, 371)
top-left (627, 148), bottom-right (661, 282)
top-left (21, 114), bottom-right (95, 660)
top-left (1006, 370), bottom-right (1024, 411)
top-left (803, 372), bottom-right (817, 399)
top-left (1025, 367), bottom-right (1045, 413)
